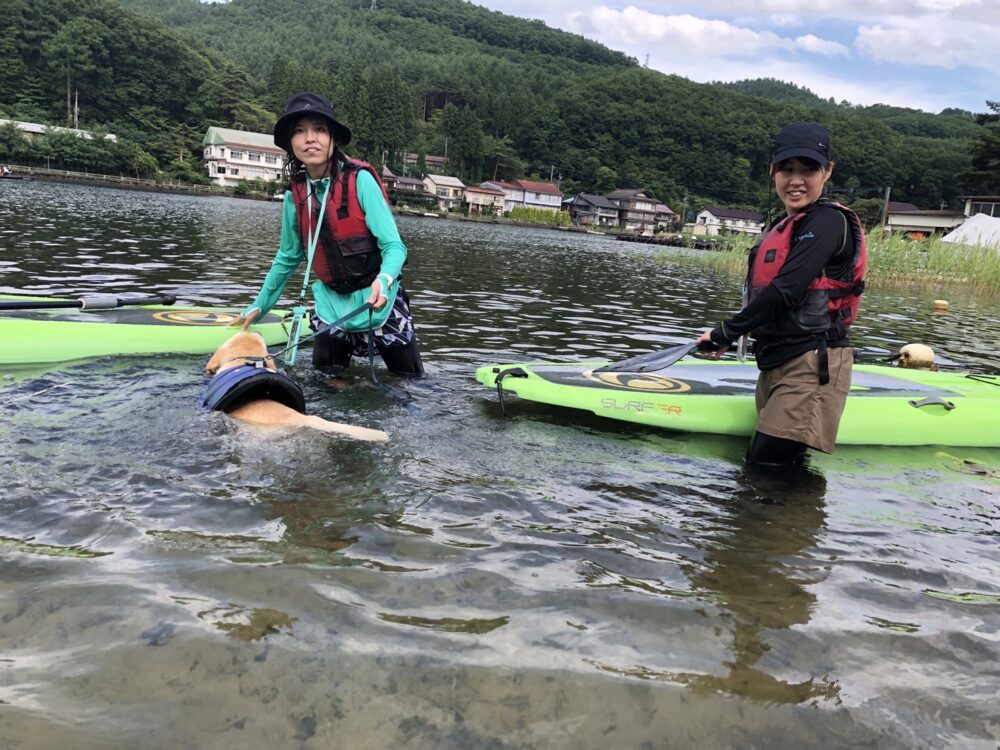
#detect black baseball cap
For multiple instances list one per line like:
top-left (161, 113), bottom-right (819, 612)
top-left (273, 92), bottom-right (352, 151)
top-left (770, 122), bottom-right (831, 166)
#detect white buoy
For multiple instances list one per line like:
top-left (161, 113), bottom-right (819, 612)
top-left (899, 343), bottom-right (935, 368)
top-left (932, 299), bottom-right (949, 312)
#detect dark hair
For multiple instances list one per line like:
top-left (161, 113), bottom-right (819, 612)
top-left (283, 144), bottom-right (350, 184)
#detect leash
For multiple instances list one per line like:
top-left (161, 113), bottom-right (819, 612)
top-left (285, 178), bottom-right (330, 365)
top-left (268, 301), bottom-right (373, 361)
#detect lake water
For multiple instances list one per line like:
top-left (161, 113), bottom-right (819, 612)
top-left (1, 180), bottom-right (998, 749)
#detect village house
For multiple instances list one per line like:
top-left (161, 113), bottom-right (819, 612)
top-left (605, 189), bottom-right (658, 233)
top-left (654, 203), bottom-right (677, 232)
top-left (463, 185), bottom-right (506, 215)
top-left (959, 195), bottom-right (1000, 218)
top-left (201, 126), bottom-right (284, 188)
top-left (562, 193), bottom-right (619, 226)
top-left (694, 206), bottom-right (764, 236)
top-left (516, 179), bottom-right (563, 212)
top-left (884, 201), bottom-right (964, 238)
top-left (423, 173), bottom-right (466, 211)
top-left (480, 180), bottom-right (525, 215)
top-left (401, 152), bottom-right (446, 176)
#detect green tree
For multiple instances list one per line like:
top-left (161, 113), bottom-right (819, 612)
top-left (434, 103), bottom-right (484, 181)
top-left (43, 17), bottom-right (111, 126)
top-left (593, 166), bottom-right (619, 194)
top-left (967, 100), bottom-right (1000, 194)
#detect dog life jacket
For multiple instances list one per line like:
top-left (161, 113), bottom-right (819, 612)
top-left (748, 200), bottom-right (866, 343)
top-left (291, 159), bottom-right (389, 294)
top-left (201, 364), bottom-right (306, 413)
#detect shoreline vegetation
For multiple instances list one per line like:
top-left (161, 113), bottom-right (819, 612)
top-left (664, 233), bottom-right (1000, 297)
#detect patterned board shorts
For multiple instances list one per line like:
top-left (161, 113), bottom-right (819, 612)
top-left (310, 285), bottom-right (416, 356)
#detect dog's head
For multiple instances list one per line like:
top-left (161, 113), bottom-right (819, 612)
top-left (206, 331), bottom-right (276, 374)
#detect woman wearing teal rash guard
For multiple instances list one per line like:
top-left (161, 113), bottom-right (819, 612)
top-left (234, 92), bottom-right (424, 377)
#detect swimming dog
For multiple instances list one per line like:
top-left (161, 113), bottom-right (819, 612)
top-left (204, 329), bottom-right (388, 442)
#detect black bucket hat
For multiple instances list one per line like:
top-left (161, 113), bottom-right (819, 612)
top-left (273, 92), bottom-right (352, 151)
top-left (770, 122), bottom-right (831, 166)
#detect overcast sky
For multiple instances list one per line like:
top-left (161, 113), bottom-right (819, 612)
top-left (472, 0), bottom-right (996, 114)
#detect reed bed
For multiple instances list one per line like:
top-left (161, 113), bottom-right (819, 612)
top-left (665, 233), bottom-right (1000, 296)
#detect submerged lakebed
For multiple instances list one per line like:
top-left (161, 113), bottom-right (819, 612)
top-left (1, 180), bottom-right (998, 748)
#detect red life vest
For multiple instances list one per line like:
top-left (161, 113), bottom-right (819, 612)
top-left (748, 201), bottom-right (866, 342)
top-left (291, 159), bottom-right (389, 294)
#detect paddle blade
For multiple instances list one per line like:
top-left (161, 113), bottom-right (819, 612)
top-left (594, 341), bottom-right (706, 374)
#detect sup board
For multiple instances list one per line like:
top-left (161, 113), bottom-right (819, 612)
top-left (475, 359), bottom-right (1000, 447)
top-left (1, 294), bottom-right (289, 365)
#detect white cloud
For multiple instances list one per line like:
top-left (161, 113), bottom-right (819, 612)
top-left (793, 34), bottom-right (849, 56)
top-left (470, 0), bottom-right (993, 111)
top-left (573, 7), bottom-right (846, 58)
top-left (856, 16), bottom-right (1000, 68)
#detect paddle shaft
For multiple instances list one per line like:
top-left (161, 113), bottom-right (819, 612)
top-left (0, 294), bottom-right (178, 311)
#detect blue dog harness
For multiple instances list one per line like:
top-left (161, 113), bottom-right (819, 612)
top-left (201, 363), bottom-right (306, 413)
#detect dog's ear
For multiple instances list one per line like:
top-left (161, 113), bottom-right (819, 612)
top-left (205, 344), bottom-right (226, 374)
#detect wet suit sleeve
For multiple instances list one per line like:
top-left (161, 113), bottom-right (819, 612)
top-left (355, 169), bottom-right (407, 286)
top-left (710, 206), bottom-right (848, 345)
top-left (242, 191), bottom-right (306, 318)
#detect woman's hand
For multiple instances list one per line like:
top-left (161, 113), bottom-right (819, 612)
top-left (231, 308), bottom-right (260, 330)
top-left (696, 329), bottom-right (728, 359)
top-left (367, 279), bottom-right (388, 309)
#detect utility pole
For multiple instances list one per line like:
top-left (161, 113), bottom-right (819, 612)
top-left (73, 89), bottom-right (79, 129)
top-left (549, 165), bottom-right (554, 182)
top-left (680, 189), bottom-right (688, 231)
top-left (879, 186), bottom-right (892, 236)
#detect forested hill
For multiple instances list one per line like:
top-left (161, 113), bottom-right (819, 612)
top-left (716, 79), bottom-right (983, 141)
top-left (3, 0), bottom-right (989, 212)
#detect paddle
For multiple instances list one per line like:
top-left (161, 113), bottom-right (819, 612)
top-left (0, 293), bottom-right (177, 311)
top-left (593, 340), bottom-right (718, 374)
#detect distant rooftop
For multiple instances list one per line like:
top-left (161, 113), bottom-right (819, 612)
top-left (703, 206), bottom-right (764, 222)
top-left (0, 118), bottom-right (117, 142)
top-left (202, 126), bottom-right (283, 152)
top-left (425, 173), bottom-right (466, 188)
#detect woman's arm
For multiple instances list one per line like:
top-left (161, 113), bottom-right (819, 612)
top-left (240, 191), bottom-right (306, 319)
top-left (709, 207), bottom-right (847, 344)
top-left (356, 169), bottom-right (407, 306)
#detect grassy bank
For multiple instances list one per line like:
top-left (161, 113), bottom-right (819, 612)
top-left (664, 233), bottom-right (1000, 296)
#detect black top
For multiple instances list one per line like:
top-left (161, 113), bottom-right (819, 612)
top-left (710, 202), bottom-right (856, 370)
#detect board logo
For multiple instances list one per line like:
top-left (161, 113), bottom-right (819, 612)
top-left (582, 369), bottom-right (691, 393)
top-left (151, 311), bottom-right (240, 325)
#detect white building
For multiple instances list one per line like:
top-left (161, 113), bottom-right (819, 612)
top-left (463, 185), bottom-right (506, 215)
top-left (515, 179), bottom-right (563, 212)
top-left (480, 180), bottom-right (525, 215)
top-left (0, 118), bottom-right (116, 142)
top-left (423, 174), bottom-right (466, 211)
top-left (201, 126), bottom-right (285, 188)
top-left (695, 206), bottom-right (764, 236)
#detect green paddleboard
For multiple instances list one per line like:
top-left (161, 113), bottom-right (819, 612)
top-left (1, 294), bottom-right (289, 365)
top-left (476, 359), bottom-right (1000, 447)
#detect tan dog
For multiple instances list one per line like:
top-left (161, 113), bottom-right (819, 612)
top-left (205, 330), bottom-right (388, 442)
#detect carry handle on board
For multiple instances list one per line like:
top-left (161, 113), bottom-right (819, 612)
top-left (0, 294), bottom-right (178, 311)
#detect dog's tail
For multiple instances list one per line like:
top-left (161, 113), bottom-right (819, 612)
top-left (297, 414), bottom-right (389, 442)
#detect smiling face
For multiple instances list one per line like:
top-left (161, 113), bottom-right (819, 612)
top-left (290, 115), bottom-right (335, 179)
top-left (770, 157), bottom-right (834, 215)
